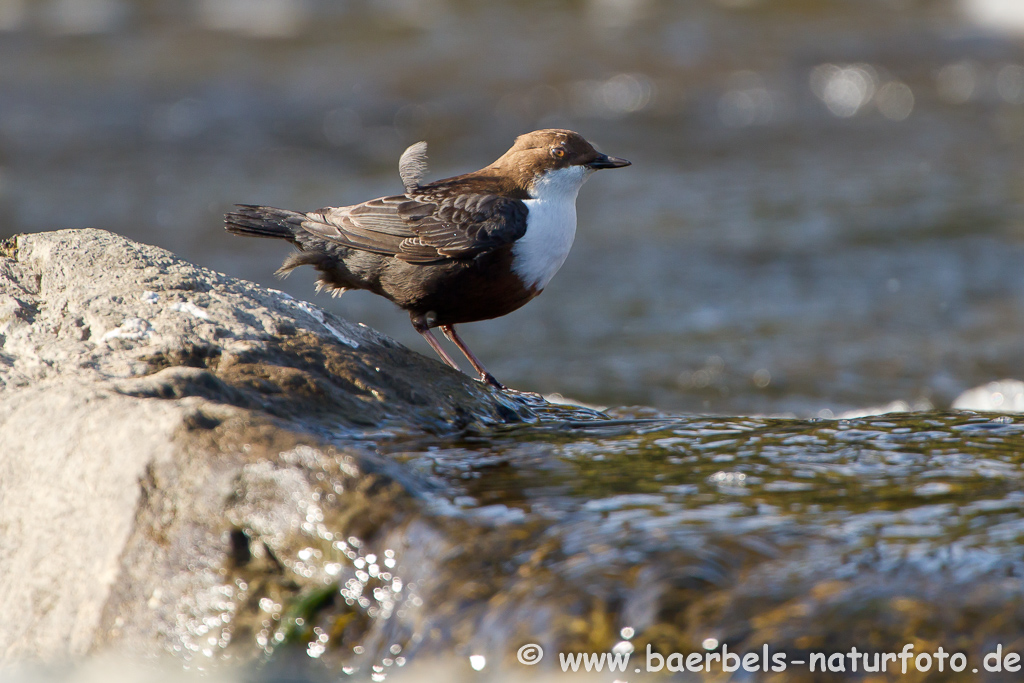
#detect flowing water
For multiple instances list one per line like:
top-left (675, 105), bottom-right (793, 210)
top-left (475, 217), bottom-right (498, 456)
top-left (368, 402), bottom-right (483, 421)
top-left (12, 406), bottom-right (1010, 681)
top-left (3, 0), bottom-right (1024, 415)
top-left (218, 407), bottom-right (1024, 681)
top-left (3, 0), bottom-right (1024, 680)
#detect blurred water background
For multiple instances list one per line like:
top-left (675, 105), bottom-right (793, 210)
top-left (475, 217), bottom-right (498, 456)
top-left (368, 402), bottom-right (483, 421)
top-left (2, 0), bottom-right (1024, 416)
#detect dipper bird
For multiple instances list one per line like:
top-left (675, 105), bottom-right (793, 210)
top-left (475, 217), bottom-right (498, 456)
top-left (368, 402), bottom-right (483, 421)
top-left (225, 129), bottom-right (630, 389)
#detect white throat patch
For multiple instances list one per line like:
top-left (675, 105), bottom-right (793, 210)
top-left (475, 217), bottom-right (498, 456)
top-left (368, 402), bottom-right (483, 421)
top-left (512, 165), bottom-right (592, 290)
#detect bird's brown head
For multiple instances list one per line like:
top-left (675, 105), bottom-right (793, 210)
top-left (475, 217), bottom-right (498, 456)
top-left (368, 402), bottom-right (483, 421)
top-left (485, 129), bottom-right (630, 197)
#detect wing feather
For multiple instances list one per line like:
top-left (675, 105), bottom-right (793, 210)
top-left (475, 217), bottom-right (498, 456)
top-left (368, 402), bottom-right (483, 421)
top-left (295, 191), bottom-right (528, 264)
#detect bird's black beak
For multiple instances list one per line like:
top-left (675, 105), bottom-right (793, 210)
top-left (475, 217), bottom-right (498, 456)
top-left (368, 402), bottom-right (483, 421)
top-left (587, 153), bottom-right (631, 169)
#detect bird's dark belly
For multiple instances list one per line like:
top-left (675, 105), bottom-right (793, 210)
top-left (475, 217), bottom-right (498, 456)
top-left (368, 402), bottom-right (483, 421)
top-left (381, 247), bottom-right (539, 326)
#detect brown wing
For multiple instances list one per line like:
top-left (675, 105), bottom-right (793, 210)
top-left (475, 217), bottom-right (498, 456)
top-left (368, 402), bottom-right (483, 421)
top-left (297, 192), bottom-right (528, 264)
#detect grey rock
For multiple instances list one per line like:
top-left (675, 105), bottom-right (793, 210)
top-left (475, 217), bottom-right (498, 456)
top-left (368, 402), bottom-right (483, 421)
top-left (0, 229), bottom-right (541, 661)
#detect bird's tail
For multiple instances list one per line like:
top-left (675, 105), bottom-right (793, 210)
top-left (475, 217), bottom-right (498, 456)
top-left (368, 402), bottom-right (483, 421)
top-left (224, 204), bottom-right (306, 241)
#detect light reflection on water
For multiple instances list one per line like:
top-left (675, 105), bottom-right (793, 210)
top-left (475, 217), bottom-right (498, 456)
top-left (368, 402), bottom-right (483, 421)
top-left (4, 409), bottom-right (1024, 680)
top-left (964, 0), bottom-right (1024, 35)
top-left (177, 410), bottom-right (1024, 678)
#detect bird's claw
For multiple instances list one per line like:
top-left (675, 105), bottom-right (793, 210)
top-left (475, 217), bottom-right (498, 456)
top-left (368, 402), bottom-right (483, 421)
top-left (478, 372), bottom-right (506, 390)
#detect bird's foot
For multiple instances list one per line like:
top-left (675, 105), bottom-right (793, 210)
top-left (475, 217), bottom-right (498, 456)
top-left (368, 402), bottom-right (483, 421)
top-left (478, 375), bottom-right (545, 400)
top-left (477, 372), bottom-right (506, 390)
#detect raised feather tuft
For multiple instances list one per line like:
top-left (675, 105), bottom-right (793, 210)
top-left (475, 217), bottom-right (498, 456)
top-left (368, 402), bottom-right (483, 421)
top-left (399, 141), bottom-right (429, 192)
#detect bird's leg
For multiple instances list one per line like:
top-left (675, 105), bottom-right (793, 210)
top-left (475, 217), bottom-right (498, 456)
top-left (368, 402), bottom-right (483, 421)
top-left (440, 324), bottom-right (504, 389)
top-left (411, 317), bottom-right (462, 372)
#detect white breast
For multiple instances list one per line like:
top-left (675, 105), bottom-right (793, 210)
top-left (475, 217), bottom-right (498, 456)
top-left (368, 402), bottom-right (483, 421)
top-left (512, 165), bottom-right (592, 290)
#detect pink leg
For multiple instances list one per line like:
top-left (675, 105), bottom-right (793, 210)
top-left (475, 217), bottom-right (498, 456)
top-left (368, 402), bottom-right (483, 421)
top-left (411, 320), bottom-right (462, 371)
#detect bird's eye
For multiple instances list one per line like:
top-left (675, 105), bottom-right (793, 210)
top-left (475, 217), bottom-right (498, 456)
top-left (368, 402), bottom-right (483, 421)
top-left (551, 147), bottom-right (566, 159)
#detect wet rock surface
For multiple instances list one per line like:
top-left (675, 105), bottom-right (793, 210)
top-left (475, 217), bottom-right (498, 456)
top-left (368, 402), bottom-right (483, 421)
top-left (3, 230), bottom-right (1024, 683)
top-left (0, 228), bottom-right (564, 661)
